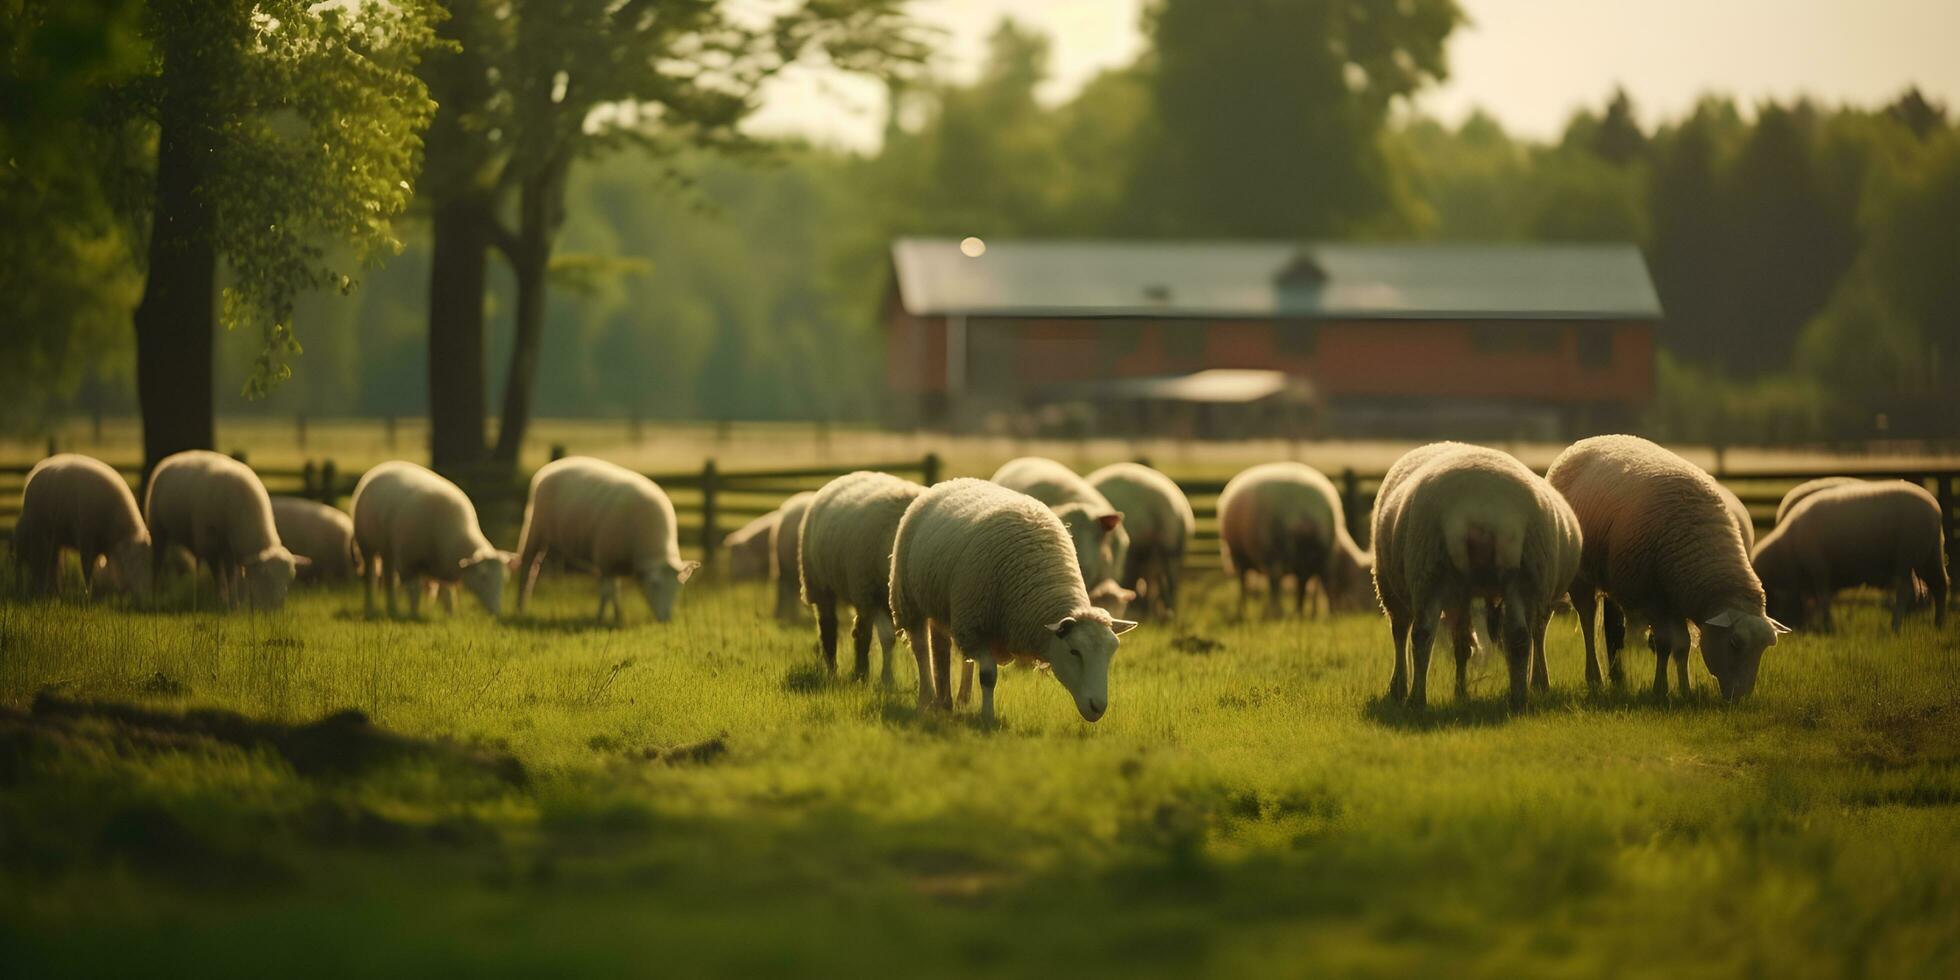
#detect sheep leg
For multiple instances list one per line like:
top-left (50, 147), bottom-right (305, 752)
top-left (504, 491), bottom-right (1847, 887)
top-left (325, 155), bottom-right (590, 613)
top-left (517, 546), bottom-right (544, 614)
top-left (956, 660), bottom-right (975, 707)
top-left (1501, 590), bottom-right (1532, 712)
top-left (849, 612), bottom-right (873, 682)
top-left (814, 594), bottom-right (840, 672)
top-left (874, 612), bottom-right (897, 690)
top-left (1267, 570), bottom-right (1285, 620)
top-left (1294, 574), bottom-right (1309, 619)
top-left (439, 582), bottom-right (457, 616)
top-left (1387, 613), bottom-right (1411, 702)
top-left (363, 555), bottom-right (379, 619)
top-left (408, 574), bottom-right (424, 619)
top-left (385, 567), bottom-right (401, 619)
top-left (1236, 568), bottom-right (1250, 621)
top-left (1162, 560), bottom-right (1180, 620)
top-left (1571, 588), bottom-right (1601, 693)
top-left (1602, 599), bottom-right (1628, 689)
top-left (901, 617), bottom-right (933, 708)
top-left (1922, 558), bottom-right (1948, 627)
top-left (977, 647), bottom-right (1000, 726)
top-left (1408, 601), bottom-right (1442, 709)
top-left (1530, 608), bottom-right (1552, 693)
top-left (1449, 602), bottom-right (1474, 702)
top-left (929, 626), bottom-right (954, 711)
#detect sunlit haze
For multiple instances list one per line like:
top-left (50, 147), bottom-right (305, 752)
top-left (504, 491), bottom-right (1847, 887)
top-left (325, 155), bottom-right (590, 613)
top-left (748, 0), bottom-right (1960, 150)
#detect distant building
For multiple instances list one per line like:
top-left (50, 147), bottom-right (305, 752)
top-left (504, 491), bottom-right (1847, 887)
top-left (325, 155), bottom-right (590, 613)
top-left (884, 238), bottom-right (1662, 439)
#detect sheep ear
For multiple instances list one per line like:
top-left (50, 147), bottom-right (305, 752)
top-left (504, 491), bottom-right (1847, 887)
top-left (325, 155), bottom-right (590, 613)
top-left (1096, 511), bottom-right (1123, 532)
top-left (1111, 618), bottom-right (1139, 636)
top-left (1768, 616), bottom-right (1792, 635)
top-left (291, 554), bottom-right (313, 568)
top-left (1703, 610), bottom-right (1736, 628)
top-left (676, 560), bottom-right (701, 584)
top-left (499, 549), bottom-right (521, 572)
top-left (1045, 616), bottom-right (1076, 637)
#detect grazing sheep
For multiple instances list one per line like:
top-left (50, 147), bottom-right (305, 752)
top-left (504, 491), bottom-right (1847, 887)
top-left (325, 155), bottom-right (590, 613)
top-left (270, 497), bottom-right (360, 583)
top-left (13, 454), bottom-right (152, 599)
top-left (1371, 444), bottom-right (1581, 709)
top-left (991, 456), bottom-right (1133, 613)
top-left (722, 510), bottom-right (780, 582)
top-left (351, 461), bottom-right (513, 619)
top-left (798, 471), bottom-right (927, 685)
top-left (516, 457), bottom-right (699, 624)
top-left (1088, 462), bottom-right (1195, 618)
top-left (145, 450), bottom-right (301, 610)
top-left (890, 478), bottom-right (1138, 723)
top-left (772, 492), bottom-right (817, 621)
top-left (1217, 461), bottom-right (1373, 618)
top-left (1776, 477), bottom-right (1863, 525)
top-left (1752, 481), bottom-right (1948, 633)
top-left (1547, 435), bottom-right (1786, 701)
top-left (1717, 483), bottom-right (1757, 551)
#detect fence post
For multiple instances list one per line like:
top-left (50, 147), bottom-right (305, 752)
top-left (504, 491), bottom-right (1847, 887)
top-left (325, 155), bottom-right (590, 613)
top-left (922, 452), bottom-right (941, 487)
top-left (302, 460), bottom-right (318, 499)
top-left (321, 459), bottom-right (338, 504)
top-left (549, 443), bottom-right (567, 462)
top-left (231, 449), bottom-right (248, 466)
top-left (384, 416), bottom-right (398, 452)
top-left (45, 435), bottom-right (56, 457)
top-left (699, 458), bottom-right (719, 566)
top-left (1341, 467), bottom-right (1362, 543)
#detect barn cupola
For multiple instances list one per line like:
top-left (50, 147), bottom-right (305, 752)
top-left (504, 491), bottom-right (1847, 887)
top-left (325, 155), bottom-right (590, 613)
top-left (1274, 248), bottom-right (1329, 314)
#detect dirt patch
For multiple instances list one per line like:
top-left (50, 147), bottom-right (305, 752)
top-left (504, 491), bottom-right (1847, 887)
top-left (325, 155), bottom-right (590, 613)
top-left (1170, 633), bottom-right (1224, 655)
top-left (5, 695), bottom-right (528, 787)
top-left (638, 733), bottom-right (729, 766)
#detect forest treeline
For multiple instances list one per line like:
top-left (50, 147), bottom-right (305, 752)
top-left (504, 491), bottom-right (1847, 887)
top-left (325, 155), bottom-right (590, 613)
top-left (6, 2), bottom-right (1957, 473)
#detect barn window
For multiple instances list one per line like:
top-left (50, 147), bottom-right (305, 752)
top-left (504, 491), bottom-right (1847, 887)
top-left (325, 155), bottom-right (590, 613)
top-left (1577, 330), bottom-right (1613, 368)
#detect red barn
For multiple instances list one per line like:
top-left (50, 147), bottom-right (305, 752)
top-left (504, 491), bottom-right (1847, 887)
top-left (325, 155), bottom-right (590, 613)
top-left (884, 239), bottom-right (1662, 439)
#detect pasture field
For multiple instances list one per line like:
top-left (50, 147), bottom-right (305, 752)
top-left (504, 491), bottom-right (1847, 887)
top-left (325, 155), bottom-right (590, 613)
top-left (2, 567), bottom-right (1956, 979)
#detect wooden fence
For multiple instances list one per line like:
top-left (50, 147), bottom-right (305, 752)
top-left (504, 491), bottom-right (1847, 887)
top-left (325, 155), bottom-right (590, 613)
top-left (1, 454), bottom-right (1953, 571)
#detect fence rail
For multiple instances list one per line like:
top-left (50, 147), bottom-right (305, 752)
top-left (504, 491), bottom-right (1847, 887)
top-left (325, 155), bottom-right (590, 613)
top-left (0, 455), bottom-right (1952, 570)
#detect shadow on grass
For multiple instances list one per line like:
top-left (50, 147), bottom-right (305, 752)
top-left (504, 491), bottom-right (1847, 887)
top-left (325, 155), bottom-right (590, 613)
top-left (1365, 681), bottom-right (1732, 731)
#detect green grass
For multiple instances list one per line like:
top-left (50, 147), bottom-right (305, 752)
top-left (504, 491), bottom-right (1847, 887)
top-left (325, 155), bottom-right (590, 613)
top-left (2, 569), bottom-right (1957, 979)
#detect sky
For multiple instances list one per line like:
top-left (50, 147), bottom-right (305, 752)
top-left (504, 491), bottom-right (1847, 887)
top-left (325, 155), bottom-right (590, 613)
top-left (744, 0), bottom-right (1960, 151)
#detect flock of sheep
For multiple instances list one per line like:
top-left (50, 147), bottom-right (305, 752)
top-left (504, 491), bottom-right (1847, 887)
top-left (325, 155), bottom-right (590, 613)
top-left (10, 435), bottom-right (1951, 723)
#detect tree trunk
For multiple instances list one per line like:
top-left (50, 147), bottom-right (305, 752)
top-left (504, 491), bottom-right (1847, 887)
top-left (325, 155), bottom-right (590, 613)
top-left (427, 196), bottom-right (491, 471)
top-left (491, 155), bottom-right (570, 466)
top-left (132, 42), bottom-right (218, 480)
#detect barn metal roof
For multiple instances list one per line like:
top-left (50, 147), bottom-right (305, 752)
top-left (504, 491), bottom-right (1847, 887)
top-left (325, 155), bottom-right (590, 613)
top-left (890, 239), bottom-right (1663, 320)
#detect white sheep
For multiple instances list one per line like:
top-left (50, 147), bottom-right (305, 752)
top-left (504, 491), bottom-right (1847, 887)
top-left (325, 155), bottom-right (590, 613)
top-left (1547, 435), bottom-right (1786, 701)
top-left (889, 478), bottom-right (1138, 723)
top-left (1087, 462), bottom-right (1195, 618)
top-left (798, 471), bottom-right (926, 685)
top-left (1775, 477), bottom-right (1863, 525)
top-left (990, 456), bottom-right (1133, 613)
top-left (1717, 482), bottom-right (1757, 551)
top-left (772, 491), bottom-right (817, 621)
top-left (270, 496), bottom-right (360, 582)
top-left (145, 450), bottom-right (302, 610)
top-left (722, 510), bottom-right (780, 582)
top-left (350, 461), bottom-right (513, 619)
top-left (1371, 443), bottom-right (1581, 709)
top-left (1752, 480), bottom-right (1948, 633)
top-left (515, 456), bottom-right (698, 624)
top-left (1217, 461), bottom-right (1372, 618)
top-left (13, 453), bottom-right (152, 599)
